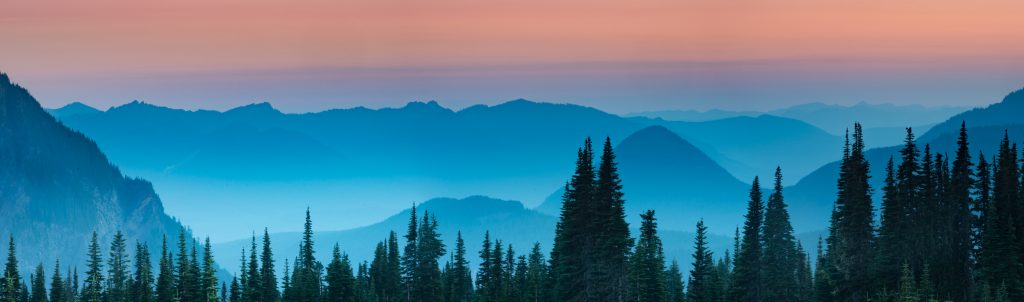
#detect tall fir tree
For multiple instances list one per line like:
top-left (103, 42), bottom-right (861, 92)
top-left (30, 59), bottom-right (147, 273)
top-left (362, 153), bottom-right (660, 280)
top-left (155, 236), bottom-right (175, 302)
top-left (627, 210), bottom-right (665, 302)
top-left (550, 138), bottom-right (597, 302)
top-left (411, 213), bottom-right (445, 302)
top-left (477, 232), bottom-right (493, 301)
top-left (49, 260), bottom-right (64, 302)
top-left (1, 236), bottom-right (22, 302)
top-left (292, 208), bottom-right (323, 302)
top-left (939, 122), bottom-right (974, 301)
top-left (731, 177), bottom-right (764, 302)
top-left (202, 238), bottom-right (218, 302)
top-left (325, 243), bottom-right (355, 302)
top-left (80, 232), bottom-right (103, 302)
top-left (229, 277), bottom-right (240, 302)
top-left (176, 230), bottom-right (197, 302)
top-left (828, 123), bottom-right (874, 301)
top-left (665, 260), bottom-right (685, 302)
top-left (686, 220), bottom-right (715, 302)
top-left (245, 236), bottom-right (261, 302)
top-left (28, 264), bottom-right (44, 302)
top-left (447, 232), bottom-right (472, 302)
top-left (258, 230), bottom-right (278, 302)
top-left (400, 205), bottom-right (418, 302)
top-left (107, 231), bottom-right (130, 302)
top-left (132, 242), bottom-right (154, 302)
top-left (813, 237), bottom-right (834, 302)
top-left (593, 137), bottom-right (633, 301)
top-left (525, 243), bottom-right (547, 302)
top-left (762, 168), bottom-right (800, 301)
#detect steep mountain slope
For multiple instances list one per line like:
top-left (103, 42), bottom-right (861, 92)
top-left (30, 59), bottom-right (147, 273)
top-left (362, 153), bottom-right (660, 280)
top-left (786, 88), bottom-right (1024, 232)
top-left (537, 126), bottom-right (751, 234)
top-left (213, 196), bottom-right (732, 277)
top-left (0, 73), bottom-right (200, 276)
top-left (53, 99), bottom-right (837, 239)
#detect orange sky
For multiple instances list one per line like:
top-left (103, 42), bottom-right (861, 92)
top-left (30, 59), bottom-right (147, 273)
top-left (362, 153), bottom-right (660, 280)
top-left (2, 0), bottom-right (1023, 111)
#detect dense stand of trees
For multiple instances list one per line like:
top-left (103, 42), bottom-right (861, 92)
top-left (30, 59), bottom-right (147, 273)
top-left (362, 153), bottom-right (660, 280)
top-left (1, 122), bottom-right (1023, 301)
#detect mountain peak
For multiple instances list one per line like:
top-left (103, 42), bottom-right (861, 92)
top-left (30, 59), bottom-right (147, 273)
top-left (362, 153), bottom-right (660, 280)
top-left (399, 100), bottom-right (453, 114)
top-left (47, 102), bottom-right (101, 118)
top-left (225, 102), bottom-right (281, 115)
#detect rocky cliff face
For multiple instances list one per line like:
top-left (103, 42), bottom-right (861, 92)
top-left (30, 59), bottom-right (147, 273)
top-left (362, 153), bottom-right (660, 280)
top-left (0, 73), bottom-right (193, 274)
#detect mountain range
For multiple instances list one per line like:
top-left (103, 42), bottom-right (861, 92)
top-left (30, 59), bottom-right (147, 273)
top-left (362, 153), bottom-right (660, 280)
top-left (48, 99), bottom-right (842, 239)
top-left (631, 102), bottom-right (967, 147)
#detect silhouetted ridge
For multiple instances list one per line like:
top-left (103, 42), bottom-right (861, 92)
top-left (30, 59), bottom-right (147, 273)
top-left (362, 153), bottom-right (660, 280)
top-left (0, 72), bottom-right (207, 277)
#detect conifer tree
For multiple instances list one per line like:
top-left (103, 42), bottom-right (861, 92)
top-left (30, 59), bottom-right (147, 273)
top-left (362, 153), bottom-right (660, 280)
top-left (240, 249), bottom-right (250, 302)
top-left (132, 242), bottom-right (154, 302)
top-left (155, 237), bottom-right (175, 302)
top-left (731, 177), bottom-right (764, 301)
top-left (477, 232), bottom-right (492, 301)
top-left (795, 244), bottom-right (813, 302)
top-left (1, 236), bottom-right (21, 302)
top-left (49, 260), bottom-right (64, 302)
top-left (896, 263), bottom-right (918, 302)
top-left (176, 230), bottom-right (196, 302)
top-left (939, 122), bottom-right (974, 301)
top-left (550, 138), bottom-right (597, 302)
top-left (411, 213), bottom-right (445, 302)
top-left (245, 236), bottom-right (261, 302)
top-left (665, 260), bottom-right (684, 302)
top-left (400, 206), bottom-right (418, 302)
top-left (202, 238), bottom-right (218, 302)
top-left (258, 230), bottom-right (278, 302)
top-left (385, 232), bottom-right (401, 302)
top-left (594, 138), bottom-right (633, 301)
top-left (762, 167), bottom-right (800, 301)
top-left (279, 260), bottom-right (290, 302)
top-left (525, 243), bottom-right (547, 302)
top-left (369, 242), bottom-right (387, 302)
top-left (447, 232), bottom-right (472, 302)
top-left (229, 277), bottom-right (240, 302)
top-left (813, 237), bottom-right (834, 302)
top-left (325, 244), bottom-right (355, 302)
top-left (107, 231), bottom-right (130, 302)
top-left (489, 240), bottom-right (506, 301)
top-left (292, 209), bottom-right (323, 302)
top-left (686, 220), bottom-right (714, 302)
top-left (29, 264), bottom-right (44, 302)
top-left (828, 124), bottom-right (874, 301)
top-left (355, 261), bottom-right (374, 302)
top-left (80, 232), bottom-right (103, 302)
top-left (628, 210), bottom-right (665, 302)
top-left (188, 241), bottom-right (203, 302)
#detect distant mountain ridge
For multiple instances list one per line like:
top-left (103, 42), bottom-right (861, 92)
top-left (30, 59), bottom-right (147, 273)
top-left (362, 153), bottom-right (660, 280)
top-left (49, 98), bottom-right (839, 239)
top-left (631, 102), bottom-right (967, 147)
top-left (0, 73), bottom-right (208, 275)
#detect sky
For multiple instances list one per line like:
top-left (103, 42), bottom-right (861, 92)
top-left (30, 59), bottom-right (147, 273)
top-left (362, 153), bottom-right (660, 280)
top-left (2, 0), bottom-right (1024, 113)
